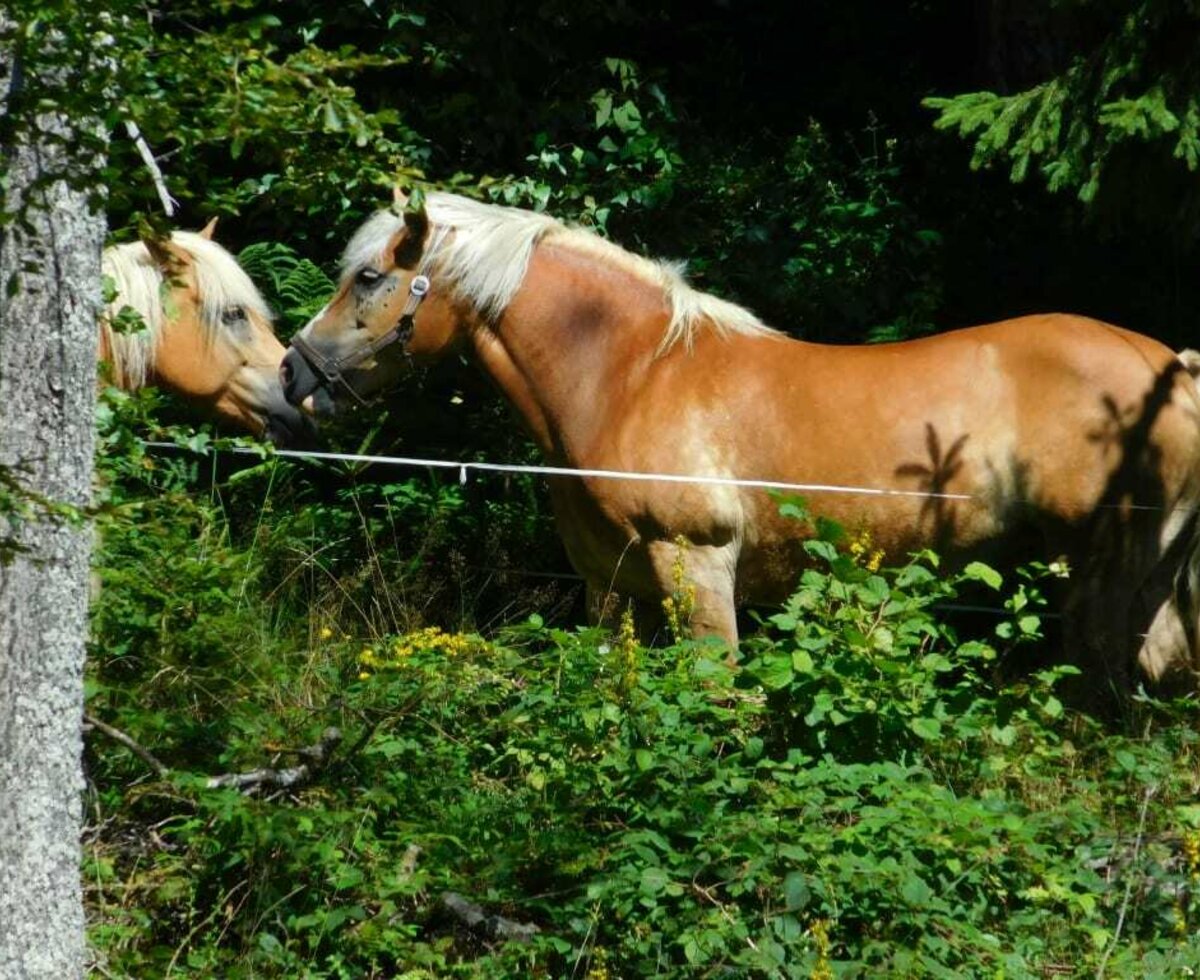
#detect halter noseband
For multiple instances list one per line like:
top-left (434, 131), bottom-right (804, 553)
top-left (290, 272), bottom-right (432, 407)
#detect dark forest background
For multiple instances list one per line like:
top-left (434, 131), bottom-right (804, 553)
top-left (101, 0), bottom-right (1200, 349)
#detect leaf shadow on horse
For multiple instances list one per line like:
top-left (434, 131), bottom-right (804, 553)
top-left (894, 424), bottom-right (971, 554)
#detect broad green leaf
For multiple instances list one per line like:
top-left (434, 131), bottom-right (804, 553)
top-left (791, 649), bottom-right (815, 673)
top-left (962, 561), bottom-right (1003, 590)
top-left (640, 866), bottom-right (669, 896)
top-left (910, 717), bottom-right (942, 740)
top-left (783, 872), bottom-right (810, 911)
top-left (755, 654), bottom-right (794, 690)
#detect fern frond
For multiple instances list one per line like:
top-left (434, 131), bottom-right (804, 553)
top-left (238, 242), bottom-right (336, 334)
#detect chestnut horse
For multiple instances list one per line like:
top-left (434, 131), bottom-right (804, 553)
top-left (102, 220), bottom-right (315, 447)
top-left (281, 191), bottom-right (1200, 695)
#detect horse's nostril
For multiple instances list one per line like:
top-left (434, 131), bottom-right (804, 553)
top-left (280, 348), bottom-right (323, 407)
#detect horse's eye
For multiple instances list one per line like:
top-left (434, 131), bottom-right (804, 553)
top-left (356, 268), bottom-right (383, 288)
top-left (221, 305), bottom-right (247, 325)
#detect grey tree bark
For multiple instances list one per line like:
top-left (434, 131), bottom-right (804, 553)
top-left (0, 24), bottom-right (106, 980)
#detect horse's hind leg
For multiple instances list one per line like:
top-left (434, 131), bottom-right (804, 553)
top-left (1056, 537), bottom-right (1154, 710)
top-left (1061, 584), bottom-right (1136, 706)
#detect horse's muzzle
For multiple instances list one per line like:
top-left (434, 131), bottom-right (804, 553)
top-left (264, 401), bottom-right (320, 450)
top-left (280, 346), bottom-right (321, 408)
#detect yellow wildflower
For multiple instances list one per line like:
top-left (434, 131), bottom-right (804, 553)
top-left (585, 947), bottom-right (610, 980)
top-left (848, 526), bottom-right (869, 558)
top-left (849, 525), bottom-right (884, 571)
top-left (1185, 829), bottom-right (1200, 872)
top-left (602, 606), bottom-right (640, 701)
top-left (809, 918), bottom-right (834, 980)
top-left (661, 535), bottom-right (696, 641)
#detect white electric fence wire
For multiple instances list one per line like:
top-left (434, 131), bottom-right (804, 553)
top-left (147, 440), bottom-right (1181, 627)
top-left (145, 442), bottom-right (974, 501)
top-left (143, 441), bottom-right (1180, 513)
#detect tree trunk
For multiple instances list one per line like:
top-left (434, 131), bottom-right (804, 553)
top-left (0, 24), bottom-right (105, 980)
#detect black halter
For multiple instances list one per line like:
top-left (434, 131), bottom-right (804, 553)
top-left (289, 273), bottom-right (431, 407)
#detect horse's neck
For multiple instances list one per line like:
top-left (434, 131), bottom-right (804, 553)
top-left (466, 243), bottom-right (667, 462)
top-left (96, 323), bottom-right (145, 391)
top-left (96, 326), bottom-right (113, 366)
top-left (97, 317), bottom-right (160, 391)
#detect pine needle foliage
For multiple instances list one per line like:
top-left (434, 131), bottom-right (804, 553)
top-left (924, 0), bottom-right (1200, 209)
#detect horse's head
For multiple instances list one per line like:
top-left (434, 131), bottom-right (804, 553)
top-left (131, 222), bottom-right (318, 447)
top-left (281, 191), bottom-right (464, 410)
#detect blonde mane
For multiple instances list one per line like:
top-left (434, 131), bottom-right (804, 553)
top-left (343, 192), bottom-right (778, 352)
top-left (101, 232), bottom-right (272, 388)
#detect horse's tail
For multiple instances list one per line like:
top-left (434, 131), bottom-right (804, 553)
top-left (1179, 348), bottom-right (1200, 380)
top-left (1148, 349), bottom-right (1200, 686)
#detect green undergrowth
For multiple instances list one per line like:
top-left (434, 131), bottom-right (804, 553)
top-left (86, 401), bottom-right (1200, 978)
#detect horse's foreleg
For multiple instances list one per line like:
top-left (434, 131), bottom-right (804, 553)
top-left (646, 539), bottom-right (739, 647)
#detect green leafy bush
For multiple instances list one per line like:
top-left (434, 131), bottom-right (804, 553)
top-left (86, 441), bottom-right (1200, 975)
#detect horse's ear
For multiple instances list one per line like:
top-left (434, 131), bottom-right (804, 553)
top-left (143, 234), bottom-right (189, 276)
top-left (198, 216), bottom-right (219, 240)
top-left (394, 200), bottom-right (430, 269)
top-left (403, 203), bottom-right (429, 240)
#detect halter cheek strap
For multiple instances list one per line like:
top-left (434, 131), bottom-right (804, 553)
top-left (290, 273), bottom-right (432, 407)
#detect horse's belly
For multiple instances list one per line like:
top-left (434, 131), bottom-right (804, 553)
top-left (733, 485), bottom-right (1030, 604)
